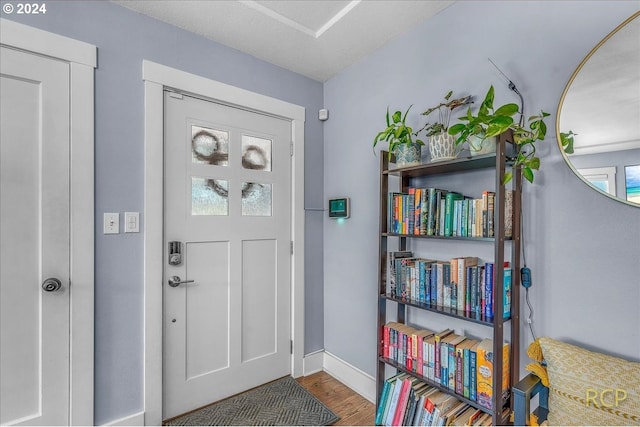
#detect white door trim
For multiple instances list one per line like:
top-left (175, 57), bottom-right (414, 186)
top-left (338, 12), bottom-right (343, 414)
top-left (142, 60), bottom-right (305, 425)
top-left (0, 18), bottom-right (96, 426)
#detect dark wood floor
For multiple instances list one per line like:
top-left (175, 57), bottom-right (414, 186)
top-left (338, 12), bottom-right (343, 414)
top-left (297, 371), bottom-right (376, 426)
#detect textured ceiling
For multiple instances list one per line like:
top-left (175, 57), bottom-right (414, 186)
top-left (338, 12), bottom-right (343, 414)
top-left (112, 0), bottom-right (454, 82)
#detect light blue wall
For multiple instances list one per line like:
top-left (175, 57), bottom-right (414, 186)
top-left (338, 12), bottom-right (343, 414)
top-left (324, 0), bottom-right (640, 379)
top-left (4, 1), bottom-right (324, 424)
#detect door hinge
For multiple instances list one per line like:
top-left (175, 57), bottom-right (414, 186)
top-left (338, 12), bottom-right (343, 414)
top-left (290, 241), bottom-right (293, 255)
top-left (290, 141), bottom-right (294, 156)
top-left (290, 340), bottom-right (293, 354)
top-left (168, 91), bottom-right (183, 100)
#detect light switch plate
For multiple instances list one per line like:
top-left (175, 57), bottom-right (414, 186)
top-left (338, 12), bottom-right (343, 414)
top-left (124, 212), bottom-right (139, 233)
top-left (104, 213), bottom-right (119, 234)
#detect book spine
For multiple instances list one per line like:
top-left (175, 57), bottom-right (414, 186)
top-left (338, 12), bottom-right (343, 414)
top-left (436, 263), bottom-right (444, 307)
top-left (505, 190), bottom-right (514, 238)
top-left (418, 260), bottom-right (425, 304)
top-left (465, 265), bottom-right (472, 314)
top-left (388, 252), bottom-right (396, 297)
top-left (428, 340), bottom-right (435, 381)
top-left (504, 267), bottom-right (512, 319)
top-left (427, 188), bottom-right (437, 236)
top-left (392, 378), bottom-right (411, 426)
top-left (438, 198), bottom-right (446, 236)
top-left (434, 336), bottom-right (442, 383)
top-left (424, 264), bottom-right (431, 304)
top-left (443, 263), bottom-right (450, 308)
top-left (457, 259), bottom-right (466, 313)
top-left (413, 395), bottom-right (425, 426)
top-left (376, 379), bottom-right (392, 425)
top-left (414, 188), bottom-right (421, 235)
top-left (403, 389), bottom-right (417, 426)
top-left (381, 379), bottom-right (395, 425)
top-left (450, 258), bottom-right (458, 310)
top-left (389, 193), bottom-right (395, 234)
top-left (416, 335), bottom-right (423, 376)
top-left (484, 262), bottom-right (494, 319)
top-left (403, 194), bottom-right (409, 234)
top-left (444, 193), bottom-right (454, 236)
top-left (382, 323), bottom-right (389, 359)
top-left (402, 331), bottom-right (408, 369)
top-left (420, 189), bottom-right (428, 235)
top-left (463, 347), bottom-right (471, 398)
top-left (389, 326), bottom-right (395, 363)
top-left (447, 343), bottom-right (456, 390)
top-left (470, 349), bottom-right (477, 402)
top-left (384, 378), bottom-right (403, 426)
top-left (408, 189), bottom-right (415, 236)
top-left (394, 194), bottom-right (401, 234)
top-left (430, 264), bottom-right (437, 306)
top-left (440, 342), bottom-right (449, 387)
top-left (481, 191), bottom-right (488, 237)
top-left (455, 346), bottom-right (464, 395)
top-left (487, 191), bottom-right (495, 238)
top-left (470, 266), bottom-right (478, 319)
top-left (460, 199), bottom-right (468, 237)
top-left (411, 262), bottom-right (417, 302)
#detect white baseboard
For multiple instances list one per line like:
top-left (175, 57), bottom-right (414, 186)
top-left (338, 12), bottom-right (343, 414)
top-left (303, 349), bottom-right (324, 376)
top-left (103, 411), bottom-right (145, 426)
top-left (322, 351), bottom-right (376, 403)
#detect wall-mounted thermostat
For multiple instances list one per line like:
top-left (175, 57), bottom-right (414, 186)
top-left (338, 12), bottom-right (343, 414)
top-left (329, 197), bottom-right (350, 219)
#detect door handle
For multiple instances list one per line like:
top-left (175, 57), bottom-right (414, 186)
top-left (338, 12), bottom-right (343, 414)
top-left (168, 276), bottom-right (195, 287)
top-left (42, 278), bottom-right (62, 292)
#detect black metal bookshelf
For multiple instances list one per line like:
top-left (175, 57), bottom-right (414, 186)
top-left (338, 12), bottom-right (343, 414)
top-left (376, 131), bottom-right (522, 426)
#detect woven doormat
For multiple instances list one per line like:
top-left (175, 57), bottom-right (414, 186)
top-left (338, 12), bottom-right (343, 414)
top-left (164, 376), bottom-right (340, 426)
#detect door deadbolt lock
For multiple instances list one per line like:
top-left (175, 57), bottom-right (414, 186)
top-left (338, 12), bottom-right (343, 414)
top-left (168, 241), bottom-right (182, 265)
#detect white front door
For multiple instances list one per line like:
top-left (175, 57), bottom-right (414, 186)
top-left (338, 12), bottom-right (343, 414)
top-left (163, 91), bottom-right (292, 419)
top-left (0, 47), bottom-right (70, 426)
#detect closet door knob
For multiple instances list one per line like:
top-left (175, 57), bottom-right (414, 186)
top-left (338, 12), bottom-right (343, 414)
top-left (42, 278), bottom-right (62, 292)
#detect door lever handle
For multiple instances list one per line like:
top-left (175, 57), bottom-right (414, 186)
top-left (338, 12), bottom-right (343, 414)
top-left (168, 276), bottom-right (195, 287)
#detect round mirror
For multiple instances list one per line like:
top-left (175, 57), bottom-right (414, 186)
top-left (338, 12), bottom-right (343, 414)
top-left (557, 11), bottom-right (640, 207)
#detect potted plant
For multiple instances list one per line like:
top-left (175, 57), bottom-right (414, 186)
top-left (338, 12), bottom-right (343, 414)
top-left (373, 105), bottom-right (424, 166)
top-left (448, 85), bottom-right (551, 184)
top-left (417, 91), bottom-right (473, 161)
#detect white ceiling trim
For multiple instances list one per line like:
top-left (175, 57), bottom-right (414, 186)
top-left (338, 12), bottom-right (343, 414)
top-left (239, 0), bottom-right (315, 37)
top-left (111, 0), bottom-right (454, 81)
top-left (315, 0), bottom-right (361, 38)
top-left (239, 0), bottom-right (361, 39)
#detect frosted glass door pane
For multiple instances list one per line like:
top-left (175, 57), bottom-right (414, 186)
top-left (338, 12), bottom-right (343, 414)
top-left (242, 136), bottom-right (271, 171)
top-left (241, 182), bottom-right (272, 216)
top-left (192, 125), bottom-right (229, 166)
top-left (192, 177), bottom-right (228, 215)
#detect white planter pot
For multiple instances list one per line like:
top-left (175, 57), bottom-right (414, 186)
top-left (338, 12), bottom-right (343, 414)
top-left (429, 132), bottom-right (458, 162)
top-left (468, 135), bottom-right (497, 156)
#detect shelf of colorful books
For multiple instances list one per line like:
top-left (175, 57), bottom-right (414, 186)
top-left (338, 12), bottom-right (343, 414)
top-left (382, 232), bottom-right (504, 242)
top-left (379, 294), bottom-right (508, 327)
top-left (378, 356), bottom-right (501, 418)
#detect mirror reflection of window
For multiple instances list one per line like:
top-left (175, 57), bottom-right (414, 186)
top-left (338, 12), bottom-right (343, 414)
top-left (625, 165), bottom-right (640, 203)
top-left (577, 167), bottom-right (616, 196)
top-left (557, 12), bottom-right (640, 206)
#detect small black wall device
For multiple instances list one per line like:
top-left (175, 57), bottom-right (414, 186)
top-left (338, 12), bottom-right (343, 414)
top-left (329, 197), bottom-right (350, 219)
